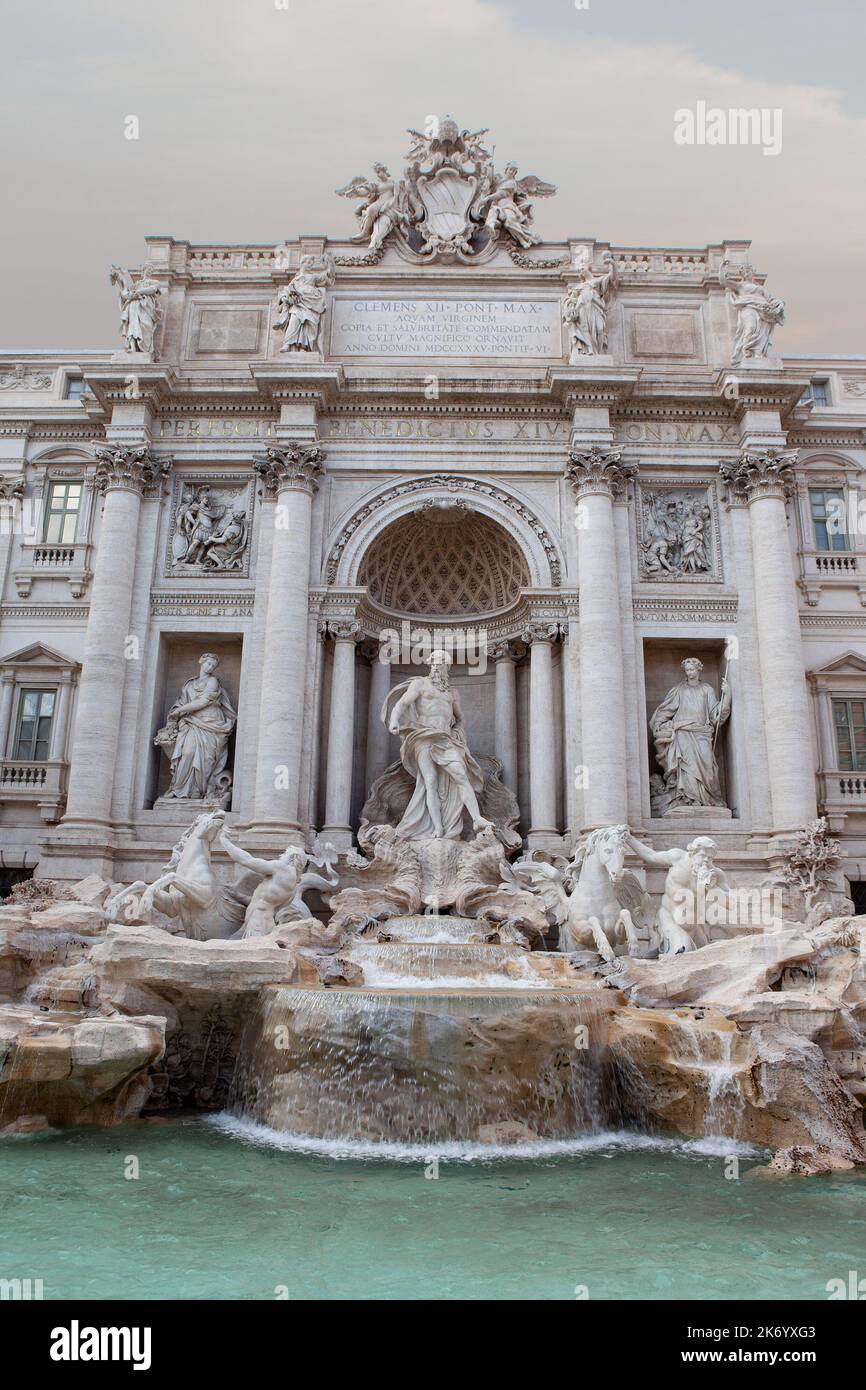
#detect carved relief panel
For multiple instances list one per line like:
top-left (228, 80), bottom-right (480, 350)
top-left (165, 473), bottom-right (254, 578)
top-left (635, 478), bottom-right (722, 583)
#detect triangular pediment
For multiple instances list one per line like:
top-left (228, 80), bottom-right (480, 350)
top-left (810, 650), bottom-right (866, 678)
top-left (0, 642), bottom-right (78, 670)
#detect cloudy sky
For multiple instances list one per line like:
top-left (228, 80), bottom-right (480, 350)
top-left (1, 0), bottom-right (863, 352)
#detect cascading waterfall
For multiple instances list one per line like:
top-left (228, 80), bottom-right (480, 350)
top-left (673, 1011), bottom-right (747, 1139)
top-left (228, 915), bottom-right (629, 1145)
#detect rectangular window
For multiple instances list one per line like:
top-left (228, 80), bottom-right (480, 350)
top-left (64, 376), bottom-right (86, 401)
top-left (800, 379), bottom-right (830, 407)
top-left (43, 481), bottom-right (82, 544)
top-left (12, 689), bottom-right (55, 761)
top-left (810, 488), bottom-right (848, 552)
top-left (833, 699), bottom-right (866, 771)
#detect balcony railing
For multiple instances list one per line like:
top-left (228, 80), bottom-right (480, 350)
top-left (814, 554), bottom-right (858, 575)
top-left (14, 540), bottom-right (92, 599)
top-left (0, 759), bottom-right (67, 821)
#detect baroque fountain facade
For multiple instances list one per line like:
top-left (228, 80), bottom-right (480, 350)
top-left (2, 118), bottom-right (866, 1171)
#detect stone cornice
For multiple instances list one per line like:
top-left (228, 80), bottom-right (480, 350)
top-left (309, 586), bottom-right (570, 647)
top-left (713, 369), bottom-right (809, 422)
top-left (632, 594), bottom-right (738, 623)
top-left (789, 429), bottom-right (866, 449)
top-left (719, 448), bottom-right (798, 503)
top-left (566, 446), bottom-right (637, 500)
top-left (249, 365), bottom-right (346, 407)
top-left (150, 590), bottom-right (254, 618)
top-left (82, 365), bottom-right (178, 414)
top-left (253, 443), bottom-right (325, 495)
top-left (0, 603), bottom-right (89, 621)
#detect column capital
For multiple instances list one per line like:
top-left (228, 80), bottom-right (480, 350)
top-left (92, 443), bottom-right (170, 495)
top-left (0, 474), bottom-right (25, 502)
top-left (489, 639), bottom-right (522, 663)
top-left (566, 446), bottom-right (637, 500)
top-left (720, 448), bottom-right (798, 504)
top-left (254, 443), bottom-right (324, 496)
top-left (325, 619), bottom-right (362, 643)
top-left (521, 621), bottom-right (561, 645)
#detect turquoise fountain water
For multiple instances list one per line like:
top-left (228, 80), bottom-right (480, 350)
top-left (2, 1119), bottom-right (865, 1300)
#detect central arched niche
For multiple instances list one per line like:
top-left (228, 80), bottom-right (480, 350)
top-left (358, 501), bottom-right (530, 618)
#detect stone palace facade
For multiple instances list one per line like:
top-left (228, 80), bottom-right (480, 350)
top-left (2, 118), bottom-right (866, 905)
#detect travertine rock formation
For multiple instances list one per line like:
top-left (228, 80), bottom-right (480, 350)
top-left (1, 883), bottom-right (865, 1174)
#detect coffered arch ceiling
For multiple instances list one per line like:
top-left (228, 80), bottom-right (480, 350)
top-left (359, 502), bottom-right (530, 617)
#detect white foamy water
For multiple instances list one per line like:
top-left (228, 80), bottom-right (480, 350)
top-left (209, 1112), bottom-right (763, 1164)
top-left (355, 964), bottom-right (550, 990)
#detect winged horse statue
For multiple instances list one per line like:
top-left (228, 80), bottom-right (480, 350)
top-left (504, 824), bottom-right (648, 962)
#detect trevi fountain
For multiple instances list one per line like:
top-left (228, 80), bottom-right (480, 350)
top-left (3, 114), bottom-right (866, 1301)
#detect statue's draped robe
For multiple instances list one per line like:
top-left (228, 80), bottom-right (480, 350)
top-left (122, 278), bottom-right (162, 349)
top-left (279, 269), bottom-right (328, 349)
top-left (650, 679), bottom-right (727, 807)
top-left (167, 677), bottom-right (237, 799)
top-left (389, 689), bottom-right (485, 839)
top-left (730, 283), bottom-right (784, 358)
top-left (570, 281), bottom-right (608, 355)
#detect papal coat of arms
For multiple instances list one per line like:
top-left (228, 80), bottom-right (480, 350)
top-left (336, 116), bottom-right (556, 263)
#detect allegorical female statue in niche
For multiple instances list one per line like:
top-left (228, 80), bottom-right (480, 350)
top-left (155, 653), bottom-right (237, 806)
top-left (649, 657), bottom-right (731, 813)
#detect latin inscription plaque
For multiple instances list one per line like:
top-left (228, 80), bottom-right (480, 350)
top-left (329, 297), bottom-right (562, 358)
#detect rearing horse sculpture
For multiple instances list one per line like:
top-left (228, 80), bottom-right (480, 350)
top-left (507, 824), bottom-right (647, 961)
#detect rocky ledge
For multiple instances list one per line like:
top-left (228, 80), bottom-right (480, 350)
top-left (0, 879), bottom-right (864, 1174)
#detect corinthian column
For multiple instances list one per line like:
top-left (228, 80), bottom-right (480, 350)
top-left (321, 620), bottom-right (361, 849)
top-left (523, 623), bottom-right (560, 846)
top-left (566, 447), bottom-right (635, 828)
top-left (63, 445), bottom-right (171, 829)
top-left (720, 449), bottom-right (817, 831)
top-left (252, 444), bottom-right (323, 836)
top-left (490, 640), bottom-right (518, 794)
top-left (365, 640), bottom-right (392, 793)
